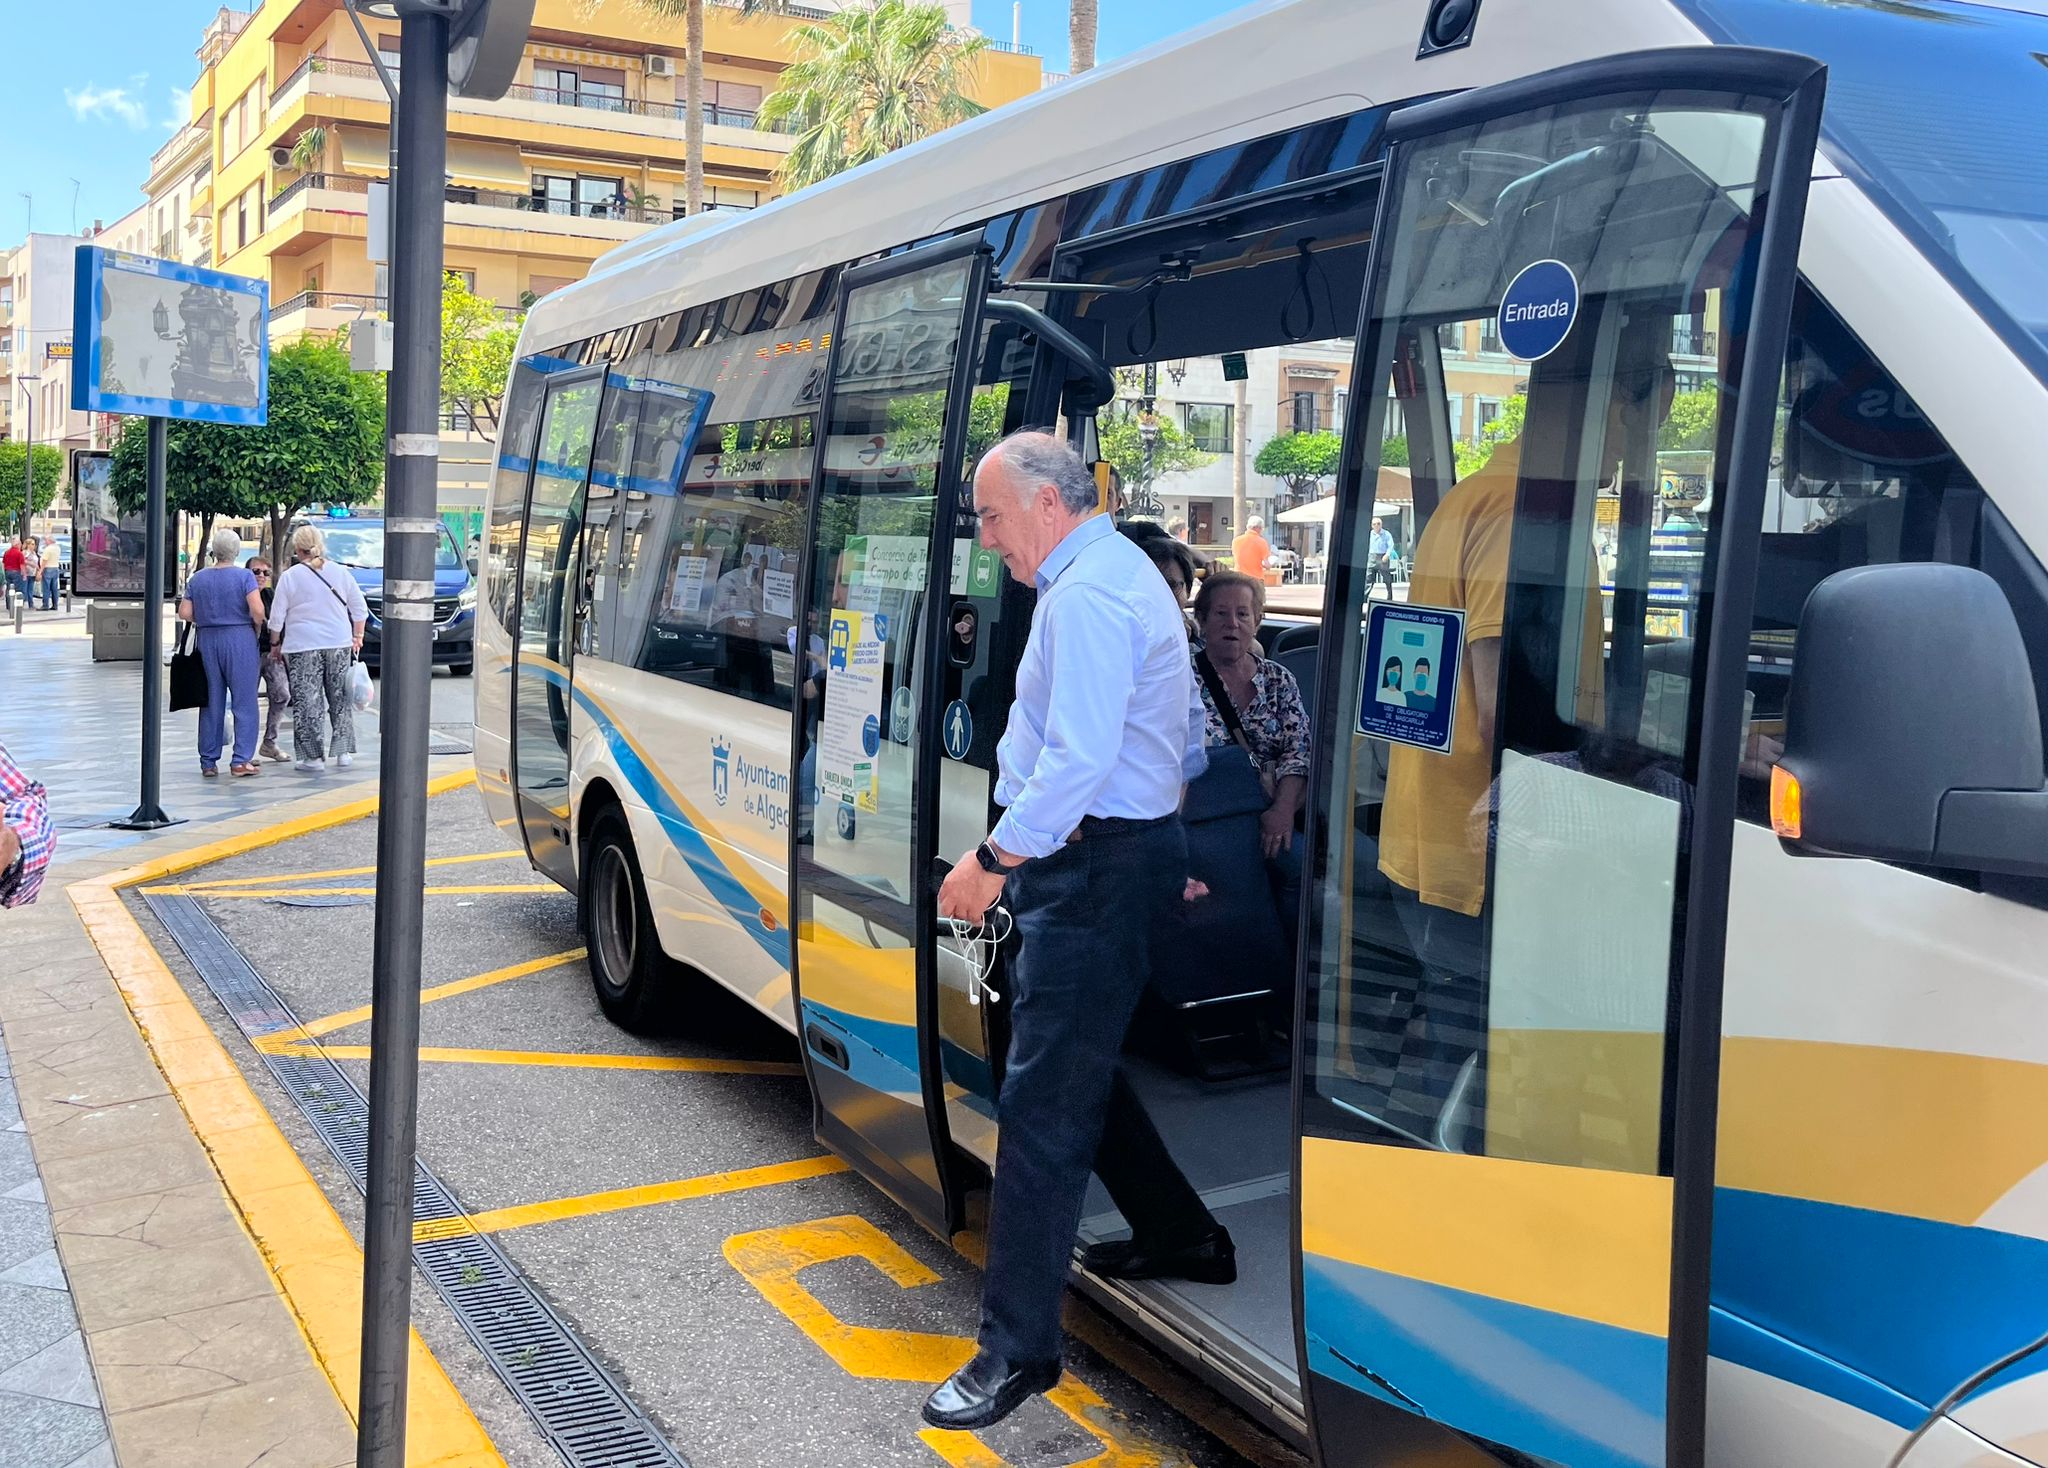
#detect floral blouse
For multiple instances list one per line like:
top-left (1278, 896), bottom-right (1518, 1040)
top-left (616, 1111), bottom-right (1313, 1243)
top-left (1196, 654), bottom-right (1313, 784)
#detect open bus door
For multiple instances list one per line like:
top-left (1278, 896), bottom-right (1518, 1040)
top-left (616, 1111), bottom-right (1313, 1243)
top-left (1295, 50), bottom-right (1824, 1468)
top-left (788, 237), bottom-right (994, 1239)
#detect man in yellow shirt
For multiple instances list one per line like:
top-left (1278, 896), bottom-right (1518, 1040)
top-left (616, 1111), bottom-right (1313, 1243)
top-left (1230, 516), bottom-right (1272, 583)
top-left (1377, 357), bottom-right (1669, 1115)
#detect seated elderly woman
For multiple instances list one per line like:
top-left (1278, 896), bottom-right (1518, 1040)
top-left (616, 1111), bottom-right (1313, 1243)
top-left (1190, 569), bottom-right (1311, 859)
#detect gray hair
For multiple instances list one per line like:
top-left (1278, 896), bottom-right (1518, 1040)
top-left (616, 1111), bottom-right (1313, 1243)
top-left (209, 528), bottom-right (243, 564)
top-left (1246, 515), bottom-right (1265, 531)
top-left (989, 430), bottom-right (1099, 516)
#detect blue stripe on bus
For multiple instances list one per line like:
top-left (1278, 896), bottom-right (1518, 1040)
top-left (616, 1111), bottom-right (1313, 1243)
top-left (1303, 1254), bottom-right (1666, 1468)
top-left (1713, 1187), bottom-right (2048, 1410)
top-left (513, 660), bottom-right (792, 970)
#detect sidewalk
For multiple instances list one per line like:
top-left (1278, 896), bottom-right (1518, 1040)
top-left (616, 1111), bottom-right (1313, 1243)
top-left (0, 621), bottom-right (481, 1466)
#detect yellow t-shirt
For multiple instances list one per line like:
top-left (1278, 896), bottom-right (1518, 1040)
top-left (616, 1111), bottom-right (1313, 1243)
top-left (1231, 531), bottom-right (1271, 581)
top-left (1377, 439), bottom-right (1605, 917)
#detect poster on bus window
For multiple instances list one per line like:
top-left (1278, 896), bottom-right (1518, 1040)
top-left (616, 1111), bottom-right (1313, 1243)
top-left (821, 609), bottom-right (885, 814)
top-left (1357, 602), bottom-right (1463, 754)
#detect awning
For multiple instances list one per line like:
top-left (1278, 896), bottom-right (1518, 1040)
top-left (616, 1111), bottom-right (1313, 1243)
top-left (447, 140), bottom-right (529, 192)
top-left (336, 128), bottom-right (389, 177)
top-left (1278, 494), bottom-right (1410, 526)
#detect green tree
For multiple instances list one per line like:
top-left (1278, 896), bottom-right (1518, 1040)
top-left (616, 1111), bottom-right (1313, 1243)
top-left (1378, 434), bottom-right (1410, 467)
top-left (758, 0), bottom-right (989, 192)
top-left (0, 443), bottom-right (64, 535)
top-left (288, 125), bottom-right (328, 174)
top-left (111, 336), bottom-right (384, 565)
top-left (1253, 429), bottom-right (1342, 499)
top-left (1454, 393), bottom-right (1527, 479)
top-left (1098, 412), bottom-right (1210, 500)
top-left (1659, 387), bottom-right (1718, 453)
top-left (442, 271), bottom-right (521, 440)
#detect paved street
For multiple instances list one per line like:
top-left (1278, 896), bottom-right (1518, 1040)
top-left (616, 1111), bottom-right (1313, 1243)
top-left (128, 785), bottom-right (1301, 1468)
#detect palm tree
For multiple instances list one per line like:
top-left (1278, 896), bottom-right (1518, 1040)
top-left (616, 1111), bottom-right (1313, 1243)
top-left (758, 0), bottom-right (989, 193)
top-left (288, 125), bottom-right (328, 175)
top-left (1070, 0), bottom-right (1098, 74)
top-left (581, 0), bottom-right (789, 217)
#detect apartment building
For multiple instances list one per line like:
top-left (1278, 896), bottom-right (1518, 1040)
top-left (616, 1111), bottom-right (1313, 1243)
top-left (0, 233), bottom-right (98, 473)
top-left (171, 0), bottom-right (1037, 517)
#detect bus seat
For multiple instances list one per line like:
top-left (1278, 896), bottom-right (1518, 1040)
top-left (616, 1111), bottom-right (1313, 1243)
top-left (1142, 746), bottom-right (1289, 1078)
top-left (1270, 622), bottom-right (1321, 656)
top-left (1274, 642), bottom-right (1318, 712)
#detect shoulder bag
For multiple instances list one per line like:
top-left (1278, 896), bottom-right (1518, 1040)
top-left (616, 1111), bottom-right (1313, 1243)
top-left (168, 620), bottom-right (207, 712)
top-left (1195, 650), bottom-right (1277, 800)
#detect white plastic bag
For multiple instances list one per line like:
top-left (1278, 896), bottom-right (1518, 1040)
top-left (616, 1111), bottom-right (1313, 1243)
top-left (350, 660), bottom-right (375, 712)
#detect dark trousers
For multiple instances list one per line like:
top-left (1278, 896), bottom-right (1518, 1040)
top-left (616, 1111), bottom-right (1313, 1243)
top-left (1366, 556), bottom-right (1398, 600)
top-left (978, 816), bottom-right (1217, 1367)
top-left (1388, 884), bottom-right (1489, 1126)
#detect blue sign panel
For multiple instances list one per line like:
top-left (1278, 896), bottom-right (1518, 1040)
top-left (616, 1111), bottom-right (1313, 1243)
top-left (942, 700), bottom-right (973, 761)
top-left (72, 247), bottom-right (268, 425)
top-left (1497, 259), bottom-right (1579, 363)
top-left (1357, 602), bottom-right (1465, 754)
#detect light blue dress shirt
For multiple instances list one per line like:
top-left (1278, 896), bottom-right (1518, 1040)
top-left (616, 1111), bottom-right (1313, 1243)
top-left (991, 515), bottom-right (1208, 859)
top-left (1370, 526), bottom-right (1394, 561)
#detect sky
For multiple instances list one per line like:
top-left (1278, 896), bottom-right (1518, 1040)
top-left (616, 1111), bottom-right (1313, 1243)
top-left (0, 0), bottom-right (1253, 248)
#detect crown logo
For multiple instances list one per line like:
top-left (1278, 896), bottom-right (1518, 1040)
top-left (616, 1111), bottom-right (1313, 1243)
top-left (711, 737), bottom-right (731, 762)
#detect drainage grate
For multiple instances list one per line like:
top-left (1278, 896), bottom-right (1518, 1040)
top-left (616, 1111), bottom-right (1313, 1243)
top-left (146, 892), bottom-right (687, 1468)
top-left (429, 726), bottom-right (475, 756)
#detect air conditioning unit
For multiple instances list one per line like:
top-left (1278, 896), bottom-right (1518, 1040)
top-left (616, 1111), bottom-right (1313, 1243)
top-left (270, 146), bottom-right (295, 169)
top-left (645, 53), bottom-right (674, 77)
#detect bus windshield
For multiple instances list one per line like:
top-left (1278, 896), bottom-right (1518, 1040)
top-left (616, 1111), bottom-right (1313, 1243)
top-left (1680, 0), bottom-right (2048, 383)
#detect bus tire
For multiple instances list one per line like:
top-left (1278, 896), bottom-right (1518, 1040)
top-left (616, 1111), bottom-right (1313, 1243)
top-left (580, 806), bottom-right (675, 1033)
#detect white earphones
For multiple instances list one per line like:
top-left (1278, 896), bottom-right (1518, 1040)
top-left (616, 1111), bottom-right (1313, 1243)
top-left (944, 905), bottom-right (1013, 1007)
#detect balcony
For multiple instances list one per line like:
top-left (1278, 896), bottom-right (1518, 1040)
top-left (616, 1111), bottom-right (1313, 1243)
top-left (269, 291), bottom-right (521, 338)
top-left (271, 55), bottom-right (796, 148)
top-left (1672, 327), bottom-right (1719, 358)
top-left (272, 173), bottom-right (670, 240)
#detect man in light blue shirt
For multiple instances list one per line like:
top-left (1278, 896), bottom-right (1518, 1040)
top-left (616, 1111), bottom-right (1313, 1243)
top-left (929, 432), bottom-right (1228, 1431)
top-left (1367, 514), bottom-right (1399, 600)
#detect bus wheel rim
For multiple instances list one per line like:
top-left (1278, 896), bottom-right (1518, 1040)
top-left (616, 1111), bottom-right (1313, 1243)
top-left (595, 846), bottom-right (637, 983)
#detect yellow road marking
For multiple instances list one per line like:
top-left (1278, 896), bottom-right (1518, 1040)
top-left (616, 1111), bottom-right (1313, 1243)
top-left (152, 882), bottom-right (558, 898)
top-left (177, 850), bottom-right (528, 891)
top-left (725, 1215), bottom-right (1187, 1466)
top-left (68, 773), bottom-right (503, 1465)
top-left (255, 948), bottom-right (587, 1048)
top-left (415, 1156), bottom-right (850, 1242)
top-left (269, 1043), bottom-right (803, 1075)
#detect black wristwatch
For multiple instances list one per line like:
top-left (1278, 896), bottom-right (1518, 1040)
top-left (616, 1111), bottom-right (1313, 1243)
top-left (974, 840), bottom-right (1007, 875)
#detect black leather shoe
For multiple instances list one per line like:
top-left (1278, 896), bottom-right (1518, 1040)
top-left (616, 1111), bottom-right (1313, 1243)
top-left (921, 1350), bottom-right (1062, 1430)
top-left (1079, 1225), bottom-right (1237, 1284)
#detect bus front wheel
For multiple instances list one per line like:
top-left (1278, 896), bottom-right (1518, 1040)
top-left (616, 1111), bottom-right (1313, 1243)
top-left (580, 806), bottom-right (675, 1033)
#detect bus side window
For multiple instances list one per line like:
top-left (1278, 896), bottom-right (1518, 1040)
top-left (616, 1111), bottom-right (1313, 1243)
top-left (485, 360), bottom-right (547, 632)
top-left (1744, 284), bottom-right (2048, 907)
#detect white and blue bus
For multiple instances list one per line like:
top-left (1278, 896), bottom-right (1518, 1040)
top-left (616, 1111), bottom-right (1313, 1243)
top-left (476, 1), bottom-right (2048, 1463)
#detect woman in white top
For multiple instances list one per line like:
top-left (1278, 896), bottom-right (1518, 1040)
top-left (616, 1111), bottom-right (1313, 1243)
top-left (267, 525), bottom-right (369, 773)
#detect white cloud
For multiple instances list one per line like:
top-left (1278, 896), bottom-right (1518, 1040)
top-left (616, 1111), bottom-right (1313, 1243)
top-left (66, 75), bottom-right (151, 129)
top-left (163, 87), bottom-right (192, 130)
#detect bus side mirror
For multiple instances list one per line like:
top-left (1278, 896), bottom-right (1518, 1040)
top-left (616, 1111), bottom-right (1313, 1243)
top-left (1778, 564), bottom-right (2048, 877)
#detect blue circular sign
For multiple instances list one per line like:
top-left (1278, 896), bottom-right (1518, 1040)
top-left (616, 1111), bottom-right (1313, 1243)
top-left (1497, 259), bottom-right (1579, 363)
top-left (862, 714), bottom-right (881, 757)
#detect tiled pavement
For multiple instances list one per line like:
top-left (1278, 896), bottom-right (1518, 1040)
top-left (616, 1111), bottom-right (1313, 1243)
top-left (0, 618), bottom-right (479, 1466)
top-left (3, 612), bottom-right (476, 870)
top-left (0, 1028), bottom-right (117, 1468)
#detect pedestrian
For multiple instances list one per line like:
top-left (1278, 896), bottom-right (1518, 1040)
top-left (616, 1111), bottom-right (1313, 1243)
top-left (929, 432), bottom-right (1227, 1431)
top-left (268, 525), bottom-right (367, 774)
top-left (39, 541), bottom-right (60, 611)
top-left (248, 555), bottom-right (290, 762)
top-left (1366, 516), bottom-right (1399, 601)
top-left (177, 529), bottom-right (267, 778)
top-left (0, 737), bottom-right (55, 908)
top-left (1230, 514), bottom-right (1272, 584)
top-left (3, 535), bottom-right (24, 610)
top-left (20, 538), bottom-right (41, 609)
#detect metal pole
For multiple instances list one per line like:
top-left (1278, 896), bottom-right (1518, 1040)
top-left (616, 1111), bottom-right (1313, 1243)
top-left (115, 416), bottom-right (174, 828)
top-left (356, 8), bottom-right (445, 1465)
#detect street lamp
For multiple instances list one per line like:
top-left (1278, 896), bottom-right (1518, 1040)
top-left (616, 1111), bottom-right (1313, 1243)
top-left (15, 373), bottom-right (38, 545)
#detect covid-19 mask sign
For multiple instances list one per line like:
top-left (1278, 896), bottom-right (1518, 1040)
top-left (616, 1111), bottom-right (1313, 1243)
top-left (1357, 602), bottom-right (1465, 754)
top-left (71, 248), bottom-right (269, 424)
